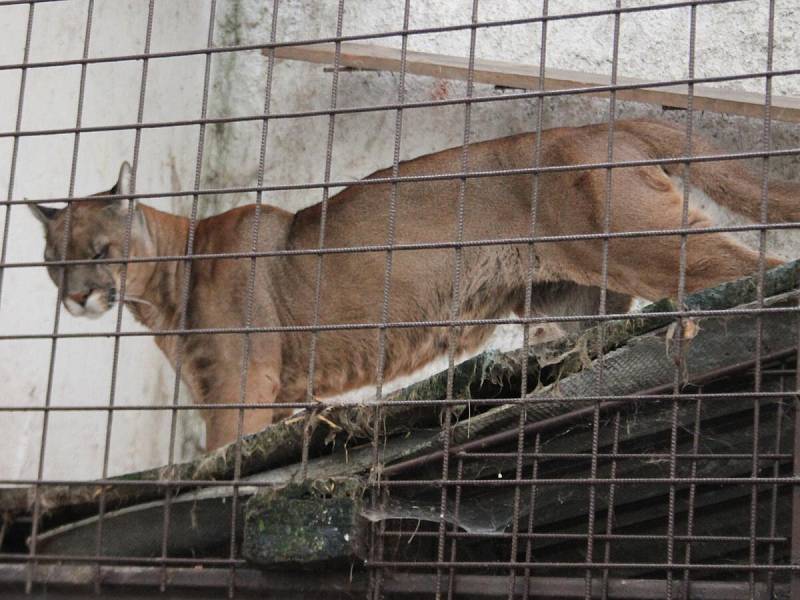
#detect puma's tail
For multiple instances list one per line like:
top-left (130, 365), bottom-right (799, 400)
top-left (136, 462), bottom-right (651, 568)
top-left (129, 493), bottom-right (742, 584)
top-left (617, 119), bottom-right (799, 224)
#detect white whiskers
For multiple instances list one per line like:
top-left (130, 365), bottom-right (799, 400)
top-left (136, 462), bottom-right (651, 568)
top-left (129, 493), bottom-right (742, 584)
top-left (122, 295), bottom-right (155, 308)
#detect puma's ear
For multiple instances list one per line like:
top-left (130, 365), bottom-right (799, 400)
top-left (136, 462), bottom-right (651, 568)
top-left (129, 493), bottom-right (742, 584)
top-left (111, 161), bottom-right (133, 197)
top-left (28, 202), bottom-right (58, 227)
top-left (106, 162), bottom-right (139, 216)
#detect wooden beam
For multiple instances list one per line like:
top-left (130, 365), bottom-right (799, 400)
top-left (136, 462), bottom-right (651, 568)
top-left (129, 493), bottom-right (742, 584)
top-left (268, 42), bottom-right (800, 124)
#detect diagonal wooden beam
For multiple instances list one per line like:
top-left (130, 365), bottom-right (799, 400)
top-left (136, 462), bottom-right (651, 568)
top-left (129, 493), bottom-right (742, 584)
top-left (268, 41), bottom-right (800, 123)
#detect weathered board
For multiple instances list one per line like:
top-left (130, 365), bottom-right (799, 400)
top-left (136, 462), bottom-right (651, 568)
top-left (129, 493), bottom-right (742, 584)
top-left (268, 42), bottom-right (800, 123)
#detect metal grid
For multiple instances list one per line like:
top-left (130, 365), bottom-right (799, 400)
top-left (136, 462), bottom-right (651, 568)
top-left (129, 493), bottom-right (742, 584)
top-left (0, 0), bottom-right (798, 599)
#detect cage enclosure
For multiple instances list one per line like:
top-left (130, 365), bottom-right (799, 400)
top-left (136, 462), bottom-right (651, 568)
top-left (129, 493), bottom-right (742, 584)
top-left (1, 1), bottom-right (799, 599)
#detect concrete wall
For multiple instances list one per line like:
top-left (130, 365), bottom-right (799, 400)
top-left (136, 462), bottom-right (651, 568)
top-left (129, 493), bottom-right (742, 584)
top-left (0, 0), bottom-right (213, 480)
top-left (1, 0), bottom-right (798, 479)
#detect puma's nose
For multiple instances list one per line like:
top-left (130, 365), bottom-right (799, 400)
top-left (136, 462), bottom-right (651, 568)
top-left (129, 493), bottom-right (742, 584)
top-left (67, 291), bottom-right (90, 306)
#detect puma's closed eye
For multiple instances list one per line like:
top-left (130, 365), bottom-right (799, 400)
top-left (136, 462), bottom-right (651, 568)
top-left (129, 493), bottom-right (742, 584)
top-left (93, 245), bottom-right (109, 260)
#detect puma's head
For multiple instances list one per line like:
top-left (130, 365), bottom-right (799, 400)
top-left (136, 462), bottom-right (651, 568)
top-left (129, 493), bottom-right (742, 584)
top-left (29, 162), bottom-right (152, 319)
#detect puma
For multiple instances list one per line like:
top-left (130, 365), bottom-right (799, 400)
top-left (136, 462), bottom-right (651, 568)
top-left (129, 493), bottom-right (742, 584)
top-left (31, 119), bottom-right (796, 450)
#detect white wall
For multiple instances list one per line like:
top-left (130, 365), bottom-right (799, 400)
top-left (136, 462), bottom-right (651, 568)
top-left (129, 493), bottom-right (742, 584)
top-left (1, 0), bottom-right (798, 479)
top-left (0, 0), bottom-right (214, 480)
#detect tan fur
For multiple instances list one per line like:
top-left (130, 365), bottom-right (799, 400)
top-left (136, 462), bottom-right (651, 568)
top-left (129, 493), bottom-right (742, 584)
top-left (32, 119), bottom-right (796, 449)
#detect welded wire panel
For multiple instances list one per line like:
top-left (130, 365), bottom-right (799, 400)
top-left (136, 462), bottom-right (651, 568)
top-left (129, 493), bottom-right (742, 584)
top-left (0, 1), bottom-right (798, 599)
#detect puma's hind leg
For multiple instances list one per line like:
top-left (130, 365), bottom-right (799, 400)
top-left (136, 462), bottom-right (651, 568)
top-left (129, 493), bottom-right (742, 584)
top-left (545, 166), bottom-right (783, 303)
top-left (609, 206), bottom-right (781, 300)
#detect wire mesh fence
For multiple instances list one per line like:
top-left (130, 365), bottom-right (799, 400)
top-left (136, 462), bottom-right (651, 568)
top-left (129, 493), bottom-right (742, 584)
top-left (0, 0), bottom-right (799, 598)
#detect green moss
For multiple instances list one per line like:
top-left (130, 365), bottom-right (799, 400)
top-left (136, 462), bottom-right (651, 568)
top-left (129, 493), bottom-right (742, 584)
top-left (242, 478), bottom-right (366, 564)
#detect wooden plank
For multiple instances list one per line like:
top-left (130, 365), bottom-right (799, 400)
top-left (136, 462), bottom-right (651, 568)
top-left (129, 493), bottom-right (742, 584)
top-left (269, 42), bottom-right (800, 124)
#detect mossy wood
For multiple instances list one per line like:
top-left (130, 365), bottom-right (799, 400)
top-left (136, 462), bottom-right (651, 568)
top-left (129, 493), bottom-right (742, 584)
top-left (33, 362), bottom-right (790, 563)
top-left (243, 479), bottom-right (367, 564)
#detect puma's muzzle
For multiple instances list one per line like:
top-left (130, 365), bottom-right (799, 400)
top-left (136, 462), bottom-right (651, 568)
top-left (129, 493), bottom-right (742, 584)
top-left (63, 287), bottom-right (116, 319)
